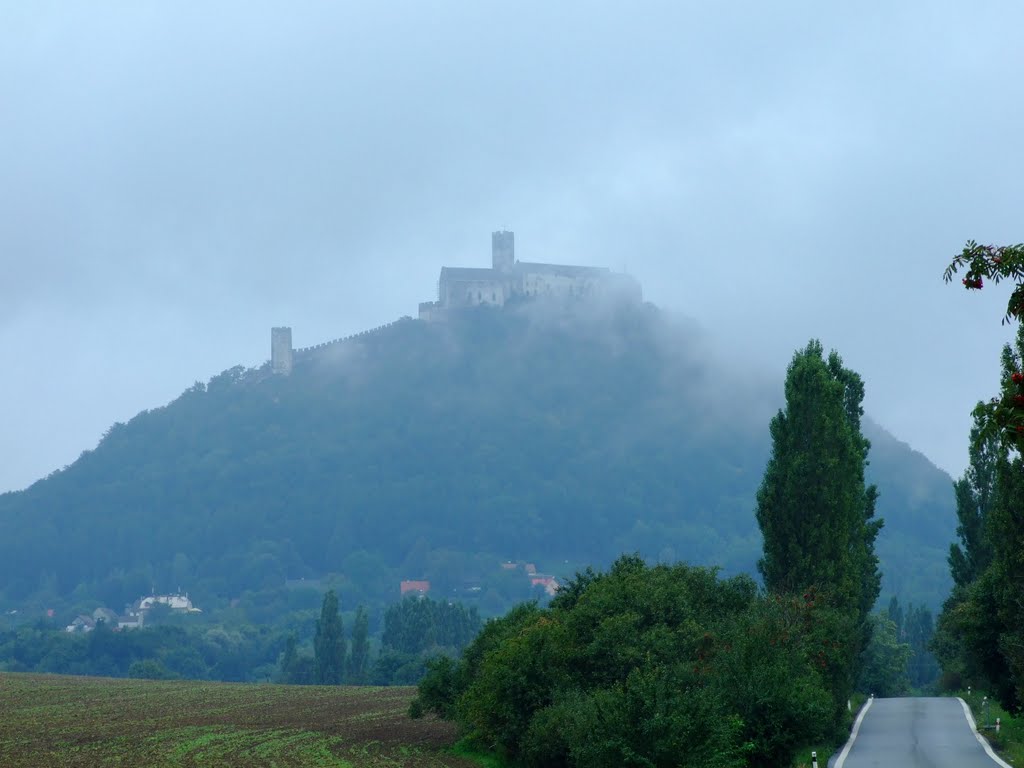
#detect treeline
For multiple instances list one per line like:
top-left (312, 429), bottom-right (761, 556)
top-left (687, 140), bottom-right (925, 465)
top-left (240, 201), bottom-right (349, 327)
top-left (413, 341), bottom-right (890, 767)
top-left (277, 593), bottom-right (482, 686)
top-left (0, 621), bottom-right (285, 682)
top-left (0, 594), bottom-right (481, 687)
top-left (859, 597), bottom-right (938, 697)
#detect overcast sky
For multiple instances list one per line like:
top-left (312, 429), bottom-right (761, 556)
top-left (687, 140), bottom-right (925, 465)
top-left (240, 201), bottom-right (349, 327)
top-left (2, 2), bottom-right (1022, 493)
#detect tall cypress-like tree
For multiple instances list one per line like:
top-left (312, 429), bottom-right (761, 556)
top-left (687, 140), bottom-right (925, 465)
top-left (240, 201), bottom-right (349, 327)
top-left (314, 589), bottom-right (346, 685)
top-left (348, 605), bottom-right (370, 684)
top-left (949, 414), bottom-right (997, 589)
top-left (756, 341), bottom-right (882, 613)
top-left (755, 341), bottom-right (883, 702)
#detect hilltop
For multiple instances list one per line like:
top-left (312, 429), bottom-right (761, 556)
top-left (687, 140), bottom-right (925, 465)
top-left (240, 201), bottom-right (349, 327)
top-left (0, 297), bottom-right (956, 620)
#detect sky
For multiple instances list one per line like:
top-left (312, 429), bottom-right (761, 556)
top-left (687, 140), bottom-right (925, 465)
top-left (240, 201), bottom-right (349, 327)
top-left (2, 2), bottom-right (1023, 493)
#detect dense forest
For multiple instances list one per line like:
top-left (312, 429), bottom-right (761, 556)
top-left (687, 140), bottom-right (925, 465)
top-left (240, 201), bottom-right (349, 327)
top-left (0, 298), bottom-right (955, 632)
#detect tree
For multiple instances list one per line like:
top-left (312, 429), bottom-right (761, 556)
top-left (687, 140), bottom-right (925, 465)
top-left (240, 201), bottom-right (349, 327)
top-left (942, 248), bottom-right (1024, 711)
top-left (348, 605), bottom-right (370, 684)
top-left (858, 613), bottom-right (911, 697)
top-left (755, 340), bottom-right (883, 707)
top-left (949, 414), bottom-right (998, 589)
top-left (904, 603), bottom-right (939, 690)
top-left (277, 634), bottom-right (298, 683)
top-left (944, 242), bottom-right (1024, 451)
top-left (887, 596), bottom-right (904, 641)
top-left (755, 341), bottom-right (883, 612)
top-left (314, 590), bottom-right (345, 685)
top-left (414, 557), bottom-right (832, 768)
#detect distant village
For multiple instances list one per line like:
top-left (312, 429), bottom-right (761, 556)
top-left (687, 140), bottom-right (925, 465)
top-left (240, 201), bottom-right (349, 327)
top-left (65, 593), bottom-right (201, 634)
top-left (61, 556), bottom-right (557, 633)
top-left (400, 559), bottom-right (560, 600)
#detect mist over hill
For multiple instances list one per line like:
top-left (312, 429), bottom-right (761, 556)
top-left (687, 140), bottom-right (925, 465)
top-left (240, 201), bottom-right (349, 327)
top-left (0, 298), bottom-right (955, 616)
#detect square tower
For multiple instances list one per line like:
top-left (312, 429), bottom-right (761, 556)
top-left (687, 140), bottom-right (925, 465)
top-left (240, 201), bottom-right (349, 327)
top-left (492, 230), bottom-right (514, 272)
top-left (271, 327), bottom-right (293, 375)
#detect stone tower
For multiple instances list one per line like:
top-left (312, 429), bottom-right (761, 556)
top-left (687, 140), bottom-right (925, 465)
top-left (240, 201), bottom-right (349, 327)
top-left (492, 230), bottom-right (514, 272)
top-left (271, 327), bottom-right (293, 375)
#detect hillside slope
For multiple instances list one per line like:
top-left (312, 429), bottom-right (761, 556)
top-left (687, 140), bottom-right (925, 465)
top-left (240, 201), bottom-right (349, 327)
top-left (0, 299), bottom-right (956, 613)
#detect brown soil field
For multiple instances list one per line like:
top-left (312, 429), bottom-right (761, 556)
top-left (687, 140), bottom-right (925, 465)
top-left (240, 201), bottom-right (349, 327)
top-left (0, 672), bottom-right (480, 767)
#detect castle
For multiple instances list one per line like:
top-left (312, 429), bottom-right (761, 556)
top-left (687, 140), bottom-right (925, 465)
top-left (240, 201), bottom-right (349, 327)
top-left (417, 231), bottom-right (642, 321)
top-left (270, 232), bottom-right (642, 373)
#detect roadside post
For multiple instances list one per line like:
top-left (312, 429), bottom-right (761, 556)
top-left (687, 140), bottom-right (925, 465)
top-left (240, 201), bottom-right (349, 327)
top-left (811, 750), bottom-right (819, 768)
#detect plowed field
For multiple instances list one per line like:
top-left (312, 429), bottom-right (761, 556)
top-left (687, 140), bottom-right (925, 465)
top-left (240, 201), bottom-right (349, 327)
top-left (0, 672), bottom-right (478, 767)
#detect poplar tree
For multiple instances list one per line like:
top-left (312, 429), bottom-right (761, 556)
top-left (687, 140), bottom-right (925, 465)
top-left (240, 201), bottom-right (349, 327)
top-left (348, 605), bottom-right (370, 684)
top-left (949, 415), bottom-right (997, 589)
top-left (756, 341), bottom-right (882, 614)
top-left (314, 590), bottom-right (346, 685)
top-left (755, 341), bottom-right (883, 705)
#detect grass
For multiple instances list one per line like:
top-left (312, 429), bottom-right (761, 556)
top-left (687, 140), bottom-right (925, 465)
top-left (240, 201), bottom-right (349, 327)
top-left (959, 689), bottom-right (1024, 765)
top-left (0, 671), bottom-right (480, 767)
top-left (449, 738), bottom-right (507, 768)
top-left (791, 693), bottom-right (868, 768)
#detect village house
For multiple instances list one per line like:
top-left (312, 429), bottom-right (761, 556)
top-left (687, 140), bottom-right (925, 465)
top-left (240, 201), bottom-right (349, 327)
top-left (400, 580), bottom-right (430, 597)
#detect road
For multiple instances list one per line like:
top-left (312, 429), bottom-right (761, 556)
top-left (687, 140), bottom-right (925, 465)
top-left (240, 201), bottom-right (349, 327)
top-left (831, 697), bottom-right (1009, 767)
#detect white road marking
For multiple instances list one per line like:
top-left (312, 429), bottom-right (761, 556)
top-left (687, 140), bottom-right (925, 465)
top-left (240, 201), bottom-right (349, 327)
top-left (958, 697), bottom-right (1013, 768)
top-left (834, 697), bottom-right (874, 768)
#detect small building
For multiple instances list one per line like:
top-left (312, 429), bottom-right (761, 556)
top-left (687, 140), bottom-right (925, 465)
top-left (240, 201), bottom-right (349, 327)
top-left (92, 607), bottom-right (119, 626)
top-left (530, 576), bottom-right (560, 597)
top-left (65, 615), bottom-right (96, 633)
top-left (400, 580), bottom-right (430, 597)
top-left (117, 614), bottom-right (143, 630)
top-left (136, 593), bottom-right (202, 615)
top-left (138, 594), bottom-right (195, 612)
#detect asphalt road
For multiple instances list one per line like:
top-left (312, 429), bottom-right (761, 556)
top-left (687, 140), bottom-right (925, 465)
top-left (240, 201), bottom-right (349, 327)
top-left (831, 697), bottom-right (1008, 768)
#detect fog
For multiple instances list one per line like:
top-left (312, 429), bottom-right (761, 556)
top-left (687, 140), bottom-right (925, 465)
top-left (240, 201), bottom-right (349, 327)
top-left (2, 2), bottom-right (1022, 492)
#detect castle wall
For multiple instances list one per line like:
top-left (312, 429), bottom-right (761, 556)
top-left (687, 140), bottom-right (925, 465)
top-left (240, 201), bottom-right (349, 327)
top-left (521, 272), bottom-right (599, 299)
top-left (293, 317), bottom-right (413, 359)
top-left (418, 301), bottom-right (444, 322)
top-left (441, 277), bottom-right (508, 307)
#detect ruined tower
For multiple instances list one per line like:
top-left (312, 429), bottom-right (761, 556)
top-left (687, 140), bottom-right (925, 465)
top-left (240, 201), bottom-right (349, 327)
top-left (492, 230), bottom-right (514, 272)
top-left (271, 327), bottom-right (293, 375)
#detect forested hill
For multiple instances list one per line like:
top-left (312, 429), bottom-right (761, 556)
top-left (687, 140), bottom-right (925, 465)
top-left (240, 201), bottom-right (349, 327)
top-left (0, 298), bottom-right (956, 614)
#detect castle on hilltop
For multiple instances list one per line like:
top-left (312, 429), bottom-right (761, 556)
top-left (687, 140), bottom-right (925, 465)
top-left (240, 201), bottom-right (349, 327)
top-left (269, 232), bottom-right (642, 374)
top-left (417, 231), bottom-right (642, 321)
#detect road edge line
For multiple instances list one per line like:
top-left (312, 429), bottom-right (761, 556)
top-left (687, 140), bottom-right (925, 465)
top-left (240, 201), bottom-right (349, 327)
top-left (958, 697), bottom-right (1013, 768)
top-left (833, 696), bottom-right (873, 768)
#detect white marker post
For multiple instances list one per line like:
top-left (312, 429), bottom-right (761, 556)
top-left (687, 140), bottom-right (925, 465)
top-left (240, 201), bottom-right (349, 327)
top-left (811, 750), bottom-right (819, 768)
top-left (997, 717), bottom-right (1001, 733)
